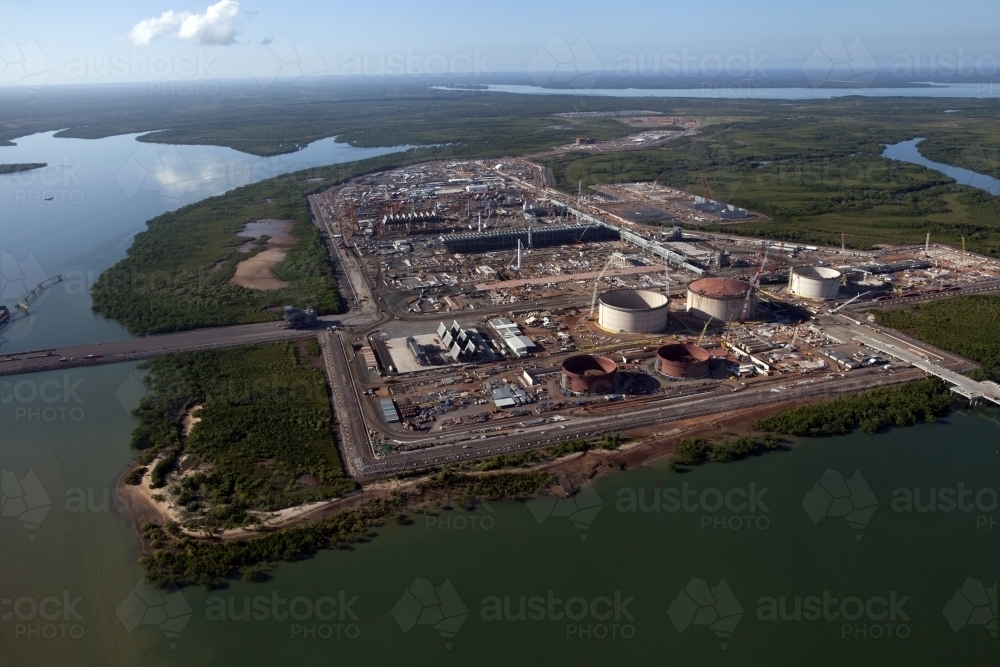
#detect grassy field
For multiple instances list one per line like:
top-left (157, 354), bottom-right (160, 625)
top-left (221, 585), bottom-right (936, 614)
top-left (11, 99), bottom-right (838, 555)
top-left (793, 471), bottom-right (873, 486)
top-left (546, 98), bottom-right (1000, 255)
top-left (872, 295), bottom-right (1000, 381)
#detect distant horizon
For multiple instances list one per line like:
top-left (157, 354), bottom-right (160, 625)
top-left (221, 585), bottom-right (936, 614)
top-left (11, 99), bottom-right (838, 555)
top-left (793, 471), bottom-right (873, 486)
top-left (2, 67), bottom-right (999, 93)
top-left (3, 0), bottom-right (998, 87)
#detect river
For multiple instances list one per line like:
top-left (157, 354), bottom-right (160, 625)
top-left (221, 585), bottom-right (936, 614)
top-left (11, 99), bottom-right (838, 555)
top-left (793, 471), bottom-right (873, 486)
top-left (883, 138), bottom-right (1000, 195)
top-left (0, 132), bottom-right (410, 354)
top-left (2, 369), bottom-right (997, 665)
top-left (432, 82), bottom-right (1000, 100)
top-left (2, 128), bottom-right (998, 667)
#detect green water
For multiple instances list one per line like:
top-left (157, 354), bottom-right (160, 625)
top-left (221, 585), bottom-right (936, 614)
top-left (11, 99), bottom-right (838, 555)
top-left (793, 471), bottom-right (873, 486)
top-left (2, 363), bottom-right (998, 666)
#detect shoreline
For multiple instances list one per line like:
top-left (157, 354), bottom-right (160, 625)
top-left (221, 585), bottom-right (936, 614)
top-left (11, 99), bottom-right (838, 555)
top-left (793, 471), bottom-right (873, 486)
top-left (115, 394), bottom-right (811, 551)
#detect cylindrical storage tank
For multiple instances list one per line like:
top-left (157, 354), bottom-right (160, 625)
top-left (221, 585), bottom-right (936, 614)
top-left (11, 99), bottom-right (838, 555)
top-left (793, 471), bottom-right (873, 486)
top-left (686, 278), bottom-right (754, 322)
top-left (788, 266), bottom-right (841, 299)
top-left (598, 289), bottom-right (670, 334)
top-left (656, 344), bottom-right (712, 378)
top-left (561, 355), bottom-right (618, 394)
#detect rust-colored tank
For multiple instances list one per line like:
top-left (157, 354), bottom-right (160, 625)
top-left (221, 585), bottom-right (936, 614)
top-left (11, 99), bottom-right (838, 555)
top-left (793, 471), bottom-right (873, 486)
top-left (561, 355), bottom-right (618, 394)
top-left (656, 344), bottom-right (711, 378)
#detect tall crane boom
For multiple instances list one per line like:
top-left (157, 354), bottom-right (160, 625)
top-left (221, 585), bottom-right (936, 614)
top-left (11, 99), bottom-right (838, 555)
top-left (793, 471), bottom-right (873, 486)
top-left (740, 240), bottom-right (768, 322)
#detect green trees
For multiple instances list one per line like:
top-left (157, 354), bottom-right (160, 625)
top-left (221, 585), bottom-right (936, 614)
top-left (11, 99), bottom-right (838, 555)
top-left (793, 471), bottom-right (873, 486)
top-left (872, 296), bottom-right (1000, 382)
top-left (128, 341), bottom-right (353, 527)
top-left (670, 434), bottom-right (781, 468)
top-left (753, 379), bottom-right (953, 436)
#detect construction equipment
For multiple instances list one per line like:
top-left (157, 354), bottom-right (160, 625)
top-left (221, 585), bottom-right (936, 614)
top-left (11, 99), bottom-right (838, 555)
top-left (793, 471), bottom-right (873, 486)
top-left (740, 240), bottom-right (768, 322)
top-left (830, 291), bottom-right (871, 313)
top-left (697, 316), bottom-right (713, 346)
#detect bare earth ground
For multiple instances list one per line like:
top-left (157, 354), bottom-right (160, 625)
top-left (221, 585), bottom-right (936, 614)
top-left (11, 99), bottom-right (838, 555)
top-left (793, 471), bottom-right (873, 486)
top-left (230, 219), bottom-right (295, 290)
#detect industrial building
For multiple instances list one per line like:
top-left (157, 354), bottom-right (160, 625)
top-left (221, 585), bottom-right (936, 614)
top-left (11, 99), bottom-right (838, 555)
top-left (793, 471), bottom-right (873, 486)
top-left (436, 321), bottom-right (484, 362)
top-left (561, 355), bottom-right (618, 394)
top-left (788, 266), bottom-right (842, 299)
top-left (491, 385), bottom-right (532, 409)
top-left (598, 289), bottom-right (671, 334)
top-left (379, 398), bottom-right (401, 423)
top-left (520, 365), bottom-right (562, 386)
top-left (439, 223), bottom-right (618, 254)
top-left (686, 278), bottom-right (755, 322)
top-left (656, 344), bottom-right (712, 378)
top-left (487, 318), bottom-right (537, 358)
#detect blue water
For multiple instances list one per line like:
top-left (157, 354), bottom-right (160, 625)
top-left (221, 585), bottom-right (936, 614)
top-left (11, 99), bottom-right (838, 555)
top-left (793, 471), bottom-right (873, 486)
top-left (883, 138), bottom-right (1000, 195)
top-left (0, 133), bottom-right (411, 352)
top-left (433, 82), bottom-right (1000, 99)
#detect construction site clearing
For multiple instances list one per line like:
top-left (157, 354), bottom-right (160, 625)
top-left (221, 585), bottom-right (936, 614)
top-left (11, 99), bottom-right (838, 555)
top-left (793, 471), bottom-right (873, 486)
top-left (308, 156), bottom-right (1000, 464)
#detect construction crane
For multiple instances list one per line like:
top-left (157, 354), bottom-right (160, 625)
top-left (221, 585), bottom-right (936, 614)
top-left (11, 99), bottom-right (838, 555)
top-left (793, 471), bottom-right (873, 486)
top-left (740, 241), bottom-right (769, 322)
top-left (697, 316), bottom-right (713, 346)
top-left (698, 174), bottom-right (715, 201)
top-left (830, 291), bottom-right (872, 313)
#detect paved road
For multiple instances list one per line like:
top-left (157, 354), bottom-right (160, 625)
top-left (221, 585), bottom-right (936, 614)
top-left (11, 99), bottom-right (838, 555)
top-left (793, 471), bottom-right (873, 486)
top-left (323, 339), bottom-right (926, 481)
top-left (843, 280), bottom-right (1000, 310)
top-left (826, 317), bottom-right (1000, 405)
top-left (0, 321), bottom-right (321, 376)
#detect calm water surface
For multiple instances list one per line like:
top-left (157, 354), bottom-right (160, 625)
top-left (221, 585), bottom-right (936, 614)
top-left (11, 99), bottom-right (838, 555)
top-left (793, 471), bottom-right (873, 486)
top-left (2, 370), bottom-right (997, 666)
top-left (0, 132), bottom-right (410, 353)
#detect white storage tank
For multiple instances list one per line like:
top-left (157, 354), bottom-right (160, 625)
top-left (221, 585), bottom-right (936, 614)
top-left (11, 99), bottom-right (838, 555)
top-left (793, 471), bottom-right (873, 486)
top-left (686, 277), bottom-right (754, 322)
top-left (598, 289), bottom-right (670, 334)
top-left (788, 266), bottom-right (841, 299)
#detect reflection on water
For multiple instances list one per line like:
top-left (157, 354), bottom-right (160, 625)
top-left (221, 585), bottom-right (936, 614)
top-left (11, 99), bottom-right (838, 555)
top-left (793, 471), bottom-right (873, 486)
top-left (883, 138), bottom-right (1000, 195)
top-left (0, 132), bottom-right (411, 352)
top-left (2, 378), bottom-right (997, 667)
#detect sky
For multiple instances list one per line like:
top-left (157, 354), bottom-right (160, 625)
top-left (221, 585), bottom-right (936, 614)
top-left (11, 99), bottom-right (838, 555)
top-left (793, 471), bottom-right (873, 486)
top-left (1, 0), bottom-right (999, 86)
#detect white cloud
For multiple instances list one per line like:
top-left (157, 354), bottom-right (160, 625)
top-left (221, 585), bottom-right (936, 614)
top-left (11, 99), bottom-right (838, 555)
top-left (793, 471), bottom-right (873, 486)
top-left (127, 1), bottom-right (241, 46)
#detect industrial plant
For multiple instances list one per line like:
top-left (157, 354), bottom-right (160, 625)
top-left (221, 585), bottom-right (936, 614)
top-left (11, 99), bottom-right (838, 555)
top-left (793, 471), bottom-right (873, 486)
top-left (656, 343), bottom-right (712, 378)
top-left (788, 266), bottom-right (842, 300)
top-left (597, 289), bottom-right (671, 334)
top-left (297, 154), bottom-right (1000, 456)
top-left (686, 277), bottom-right (755, 322)
top-left (561, 354), bottom-right (619, 394)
